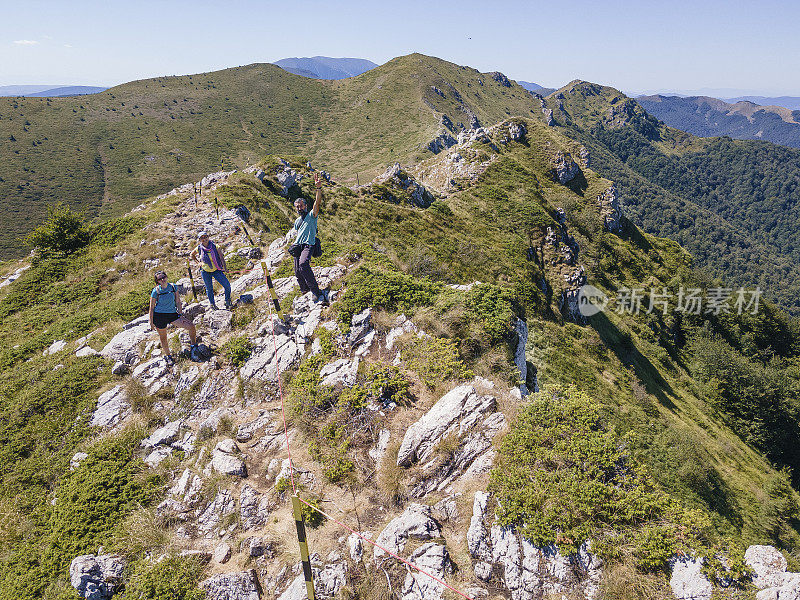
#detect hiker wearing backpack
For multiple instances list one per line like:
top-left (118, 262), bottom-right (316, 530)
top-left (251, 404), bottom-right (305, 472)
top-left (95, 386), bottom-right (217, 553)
top-left (289, 172), bottom-right (328, 304)
top-left (190, 231), bottom-right (232, 310)
top-left (149, 271), bottom-right (198, 366)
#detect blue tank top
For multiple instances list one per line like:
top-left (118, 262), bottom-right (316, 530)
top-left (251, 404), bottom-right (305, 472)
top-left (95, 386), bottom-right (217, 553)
top-left (151, 283), bottom-right (177, 313)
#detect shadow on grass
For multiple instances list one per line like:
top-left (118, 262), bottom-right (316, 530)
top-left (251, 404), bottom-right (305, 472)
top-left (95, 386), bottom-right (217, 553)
top-left (589, 310), bottom-right (677, 409)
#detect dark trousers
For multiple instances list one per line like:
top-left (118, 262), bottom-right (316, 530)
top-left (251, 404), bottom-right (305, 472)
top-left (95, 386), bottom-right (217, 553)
top-left (294, 244), bottom-right (320, 295)
top-left (201, 269), bottom-right (232, 307)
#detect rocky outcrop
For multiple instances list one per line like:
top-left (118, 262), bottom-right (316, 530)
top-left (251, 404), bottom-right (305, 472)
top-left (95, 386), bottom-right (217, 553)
top-left (210, 439), bottom-right (247, 477)
top-left (374, 503), bottom-right (442, 560)
top-left (275, 162), bottom-right (301, 196)
top-left (428, 129), bottom-right (457, 153)
top-left (597, 185), bottom-right (622, 233)
top-left (551, 151), bottom-right (581, 184)
top-left (69, 553), bottom-right (125, 600)
top-left (100, 315), bottom-right (152, 364)
top-left (370, 163), bottom-right (434, 208)
top-left (201, 570), bottom-right (262, 600)
top-left (669, 557), bottom-right (712, 600)
top-left (745, 545), bottom-right (800, 599)
top-left (466, 491), bottom-right (602, 599)
top-left (0, 265), bottom-right (30, 289)
top-left (319, 358), bottom-right (359, 387)
top-left (490, 72), bottom-right (512, 87)
top-left (91, 385), bottom-right (130, 428)
top-left (513, 318), bottom-right (529, 396)
top-left (397, 384), bottom-right (496, 467)
top-left (401, 543), bottom-right (453, 600)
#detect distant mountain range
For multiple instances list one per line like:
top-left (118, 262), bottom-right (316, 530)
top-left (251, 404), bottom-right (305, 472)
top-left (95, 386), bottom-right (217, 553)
top-left (723, 96), bottom-right (800, 110)
top-left (637, 94), bottom-right (800, 148)
top-left (272, 57), bottom-right (378, 79)
top-left (517, 80), bottom-right (556, 96)
top-left (0, 85), bottom-right (108, 97)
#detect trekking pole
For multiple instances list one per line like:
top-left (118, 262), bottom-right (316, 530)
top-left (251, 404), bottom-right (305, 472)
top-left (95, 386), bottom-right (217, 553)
top-left (214, 196), bottom-right (220, 222)
top-left (193, 184), bottom-right (198, 208)
top-left (186, 261), bottom-right (198, 303)
top-left (291, 495), bottom-right (316, 600)
top-left (240, 222), bottom-right (256, 246)
top-left (262, 261), bottom-right (289, 323)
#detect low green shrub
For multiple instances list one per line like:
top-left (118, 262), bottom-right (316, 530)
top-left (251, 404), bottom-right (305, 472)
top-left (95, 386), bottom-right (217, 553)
top-left (116, 555), bottom-right (206, 600)
top-left (400, 336), bottom-right (473, 388)
top-left (489, 386), bottom-right (710, 569)
top-left (222, 336), bottom-right (252, 367)
top-left (336, 265), bottom-right (441, 328)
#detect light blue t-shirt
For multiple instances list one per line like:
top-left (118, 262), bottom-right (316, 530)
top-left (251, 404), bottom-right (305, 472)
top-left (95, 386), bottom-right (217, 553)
top-left (294, 212), bottom-right (318, 245)
top-left (151, 283), bottom-right (177, 313)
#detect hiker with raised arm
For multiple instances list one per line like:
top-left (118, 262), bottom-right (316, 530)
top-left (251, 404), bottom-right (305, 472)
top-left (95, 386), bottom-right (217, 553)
top-left (289, 172), bottom-right (328, 304)
top-left (149, 270), bottom-right (198, 366)
top-left (191, 231), bottom-right (232, 310)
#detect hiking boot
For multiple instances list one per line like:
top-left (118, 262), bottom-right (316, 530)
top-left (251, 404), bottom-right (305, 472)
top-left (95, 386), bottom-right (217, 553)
top-left (209, 304), bottom-right (217, 311)
top-left (164, 354), bottom-right (175, 366)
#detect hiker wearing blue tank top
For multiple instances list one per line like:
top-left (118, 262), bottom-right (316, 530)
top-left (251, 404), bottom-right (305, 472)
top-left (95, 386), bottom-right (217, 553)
top-left (293, 172), bottom-right (328, 304)
top-left (149, 270), bottom-right (198, 365)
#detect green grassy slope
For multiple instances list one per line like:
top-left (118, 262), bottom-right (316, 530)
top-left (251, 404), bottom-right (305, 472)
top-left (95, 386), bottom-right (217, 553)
top-left (0, 54), bottom-right (540, 258)
top-left (544, 80), bottom-right (800, 314)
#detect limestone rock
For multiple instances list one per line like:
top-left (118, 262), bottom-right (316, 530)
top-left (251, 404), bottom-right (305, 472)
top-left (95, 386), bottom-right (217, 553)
top-left (746, 545), bottom-right (790, 589)
top-left (70, 452), bottom-right (89, 470)
top-left (396, 385), bottom-right (496, 466)
top-left (204, 309), bottom-right (233, 334)
top-left (213, 542), bottom-right (232, 564)
top-left (319, 358), bottom-right (359, 387)
top-left (44, 339), bottom-right (67, 356)
top-left (210, 439), bottom-right (247, 477)
top-left (141, 420), bottom-right (182, 448)
top-left (111, 361), bottom-right (129, 375)
top-left (75, 346), bottom-right (99, 357)
top-left (100, 315), bottom-right (151, 364)
top-left (401, 543), bottom-right (452, 600)
top-left (240, 484), bottom-right (271, 530)
top-left (201, 570), bottom-right (262, 600)
top-left (236, 411), bottom-right (274, 443)
top-left (131, 356), bottom-right (173, 392)
top-left (240, 334), bottom-right (300, 381)
top-left (197, 488), bottom-right (236, 536)
top-left (597, 185), bottom-right (622, 233)
top-left (374, 503), bottom-right (441, 560)
top-left (315, 562), bottom-right (347, 598)
top-left (513, 318), bottom-right (529, 396)
top-left (467, 492), bottom-right (492, 562)
top-left (91, 385), bottom-right (130, 428)
top-left (69, 554), bottom-right (125, 600)
top-left (170, 469), bottom-right (203, 506)
top-left (670, 557), bottom-right (712, 600)
top-left (552, 151), bottom-right (581, 184)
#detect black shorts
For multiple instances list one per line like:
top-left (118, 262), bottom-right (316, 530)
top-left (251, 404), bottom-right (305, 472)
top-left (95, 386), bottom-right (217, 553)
top-left (153, 312), bottom-right (181, 330)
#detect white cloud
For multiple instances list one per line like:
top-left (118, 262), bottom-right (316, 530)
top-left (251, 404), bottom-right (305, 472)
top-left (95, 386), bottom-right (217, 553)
top-left (13, 40), bottom-right (39, 45)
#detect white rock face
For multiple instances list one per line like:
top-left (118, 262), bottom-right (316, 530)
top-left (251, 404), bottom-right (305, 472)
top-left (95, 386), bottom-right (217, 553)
top-left (210, 439), bottom-right (247, 477)
top-left (240, 483), bottom-right (271, 530)
top-left (513, 318), bottom-right (529, 396)
top-left (213, 542), bottom-right (231, 564)
top-left (141, 420), bottom-right (182, 448)
top-left (670, 557), bottom-right (712, 600)
top-left (100, 315), bottom-right (151, 364)
top-left (197, 489), bottom-right (236, 536)
top-left (131, 356), bottom-right (173, 392)
top-left (200, 570), bottom-right (261, 600)
top-left (374, 503), bottom-right (442, 560)
top-left (467, 492), bottom-right (492, 562)
top-left (319, 358), bottom-right (359, 387)
top-left (746, 545), bottom-right (790, 589)
top-left (75, 346), bottom-right (99, 357)
top-left (69, 554), bottom-right (126, 600)
top-left (745, 545), bottom-right (800, 599)
top-left (43, 339), bottom-right (67, 356)
top-left (204, 309), bottom-right (233, 334)
top-left (240, 334), bottom-right (300, 381)
top-left (396, 384), bottom-right (496, 466)
top-left (0, 265), bottom-right (30, 289)
top-left (70, 452), bottom-right (89, 470)
top-left (315, 562), bottom-right (347, 598)
top-left (91, 385), bottom-right (130, 428)
top-left (401, 543), bottom-right (452, 600)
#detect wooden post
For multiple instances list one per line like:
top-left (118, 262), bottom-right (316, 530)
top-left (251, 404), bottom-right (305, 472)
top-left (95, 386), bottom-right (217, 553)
top-left (292, 495), bottom-right (316, 600)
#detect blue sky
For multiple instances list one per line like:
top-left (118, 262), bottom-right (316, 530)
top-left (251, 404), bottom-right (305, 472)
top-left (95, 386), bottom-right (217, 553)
top-left (3, 0), bottom-right (800, 95)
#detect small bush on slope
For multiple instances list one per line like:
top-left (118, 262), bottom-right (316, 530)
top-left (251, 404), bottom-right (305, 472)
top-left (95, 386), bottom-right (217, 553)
top-left (489, 386), bottom-right (711, 569)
